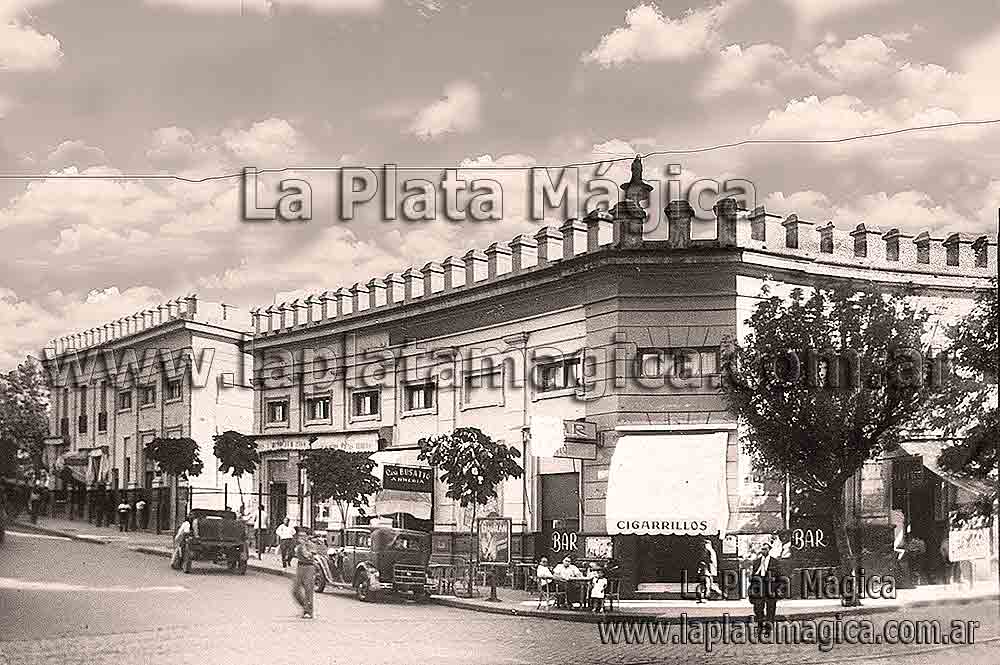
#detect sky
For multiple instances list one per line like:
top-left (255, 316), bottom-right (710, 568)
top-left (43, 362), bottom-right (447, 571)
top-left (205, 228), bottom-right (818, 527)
top-left (1, 0), bottom-right (999, 368)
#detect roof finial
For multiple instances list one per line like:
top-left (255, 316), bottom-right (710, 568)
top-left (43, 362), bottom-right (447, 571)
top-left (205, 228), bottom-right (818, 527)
top-left (620, 154), bottom-right (653, 205)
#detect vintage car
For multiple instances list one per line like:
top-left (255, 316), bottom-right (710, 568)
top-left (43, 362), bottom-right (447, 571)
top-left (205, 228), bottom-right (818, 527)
top-left (177, 508), bottom-right (249, 575)
top-left (322, 526), bottom-right (432, 601)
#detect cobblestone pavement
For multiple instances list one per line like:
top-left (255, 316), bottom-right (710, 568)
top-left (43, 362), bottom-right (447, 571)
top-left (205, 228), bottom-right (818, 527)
top-left (2, 528), bottom-right (998, 665)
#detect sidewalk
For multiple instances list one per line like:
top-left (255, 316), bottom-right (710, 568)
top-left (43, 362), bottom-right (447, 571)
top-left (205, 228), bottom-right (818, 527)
top-left (13, 516), bottom-right (999, 624)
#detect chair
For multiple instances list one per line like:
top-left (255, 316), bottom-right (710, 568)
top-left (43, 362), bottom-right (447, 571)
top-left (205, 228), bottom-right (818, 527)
top-left (604, 579), bottom-right (621, 613)
top-left (536, 577), bottom-right (566, 610)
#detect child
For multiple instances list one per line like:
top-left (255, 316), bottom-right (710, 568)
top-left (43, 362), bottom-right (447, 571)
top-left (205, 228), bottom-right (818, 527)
top-left (590, 570), bottom-right (608, 613)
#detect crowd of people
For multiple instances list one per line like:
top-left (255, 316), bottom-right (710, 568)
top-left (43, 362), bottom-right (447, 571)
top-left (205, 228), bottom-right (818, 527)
top-left (535, 555), bottom-right (613, 612)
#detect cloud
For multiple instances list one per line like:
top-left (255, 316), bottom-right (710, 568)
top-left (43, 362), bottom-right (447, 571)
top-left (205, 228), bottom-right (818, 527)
top-left (0, 20), bottom-right (62, 71)
top-left (222, 117), bottom-right (308, 164)
top-left (407, 81), bottom-right (481, 140)
top-left (752, 95), bottom-right (893, 139)
top-left (698, 42), bottom-right (824, 98)
top-left (582, 2), bottom-right (731, 67)
top-left (46, 140), bottom-right (108, 168)
top-left (763, 190), bottom-right (832, 221)
top-left (814, 34), bottom-right (897, 83)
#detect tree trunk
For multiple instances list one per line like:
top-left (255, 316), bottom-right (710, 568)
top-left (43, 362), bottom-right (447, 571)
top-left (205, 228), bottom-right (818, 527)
top-left (830, 483), bottom-right (861, 606)
top-left (169, 474), bottom-right (179, 533)
top-left (235, 475), bottom-right (243, 506)
top-left (468, 502), bottom-right (477, 597)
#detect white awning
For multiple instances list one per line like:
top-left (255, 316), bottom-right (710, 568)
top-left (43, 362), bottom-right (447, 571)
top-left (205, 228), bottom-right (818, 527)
top-left (605, 433), bottom-right (730, 537)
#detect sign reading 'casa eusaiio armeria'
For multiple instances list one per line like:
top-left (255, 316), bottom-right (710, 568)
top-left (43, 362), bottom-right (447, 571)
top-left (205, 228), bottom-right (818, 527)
top-left (382, 465), bottom-right (433, 493)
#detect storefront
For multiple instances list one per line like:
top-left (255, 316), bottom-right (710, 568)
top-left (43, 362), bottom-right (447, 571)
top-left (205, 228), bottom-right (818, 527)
top-left (604, 428), bottom-right (733, 595)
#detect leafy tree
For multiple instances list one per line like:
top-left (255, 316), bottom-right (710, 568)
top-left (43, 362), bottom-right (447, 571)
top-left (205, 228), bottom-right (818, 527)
top-left (145, 436), bottom-right (204, 528)
top-left (212, 430), bottom-right (260, 505)
top-left (417, 427), bottom-right (523, 595)
top-left (720, 283), bottom-right (939, 600)
top-left (926, 282), bottom-right (998, 522)
top-left (298, 448), bottom-right (381, 534)
top-left (0, 357), bottom-right (49, 479)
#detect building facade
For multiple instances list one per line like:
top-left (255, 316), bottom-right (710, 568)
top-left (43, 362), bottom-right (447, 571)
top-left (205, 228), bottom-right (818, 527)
top-left (42, 296), bottom-right (254, 527)
top-left (247, 173), bottom-right (997, 597)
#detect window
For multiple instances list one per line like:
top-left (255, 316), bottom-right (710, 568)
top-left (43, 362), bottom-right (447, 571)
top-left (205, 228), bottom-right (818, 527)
top-left (139, 384), bottom-right (156, 407)
top-left (118, 390), bottom-right (132, 411)
top-left (97, 382), bottom-right (107, 432)
top-left (536, 356), bottom-right (580, 393)
top-left (266, 399), bottom-right (289, 424)
top-left (403, 381), bottom-right (435, 412)
top-left (79, 385), bottom-right (88, 413)
top-left (165, 427), bottom-right (182, 439)
top-left (463, 367), bottom-right (503, 408)
top-left (305, 396), bottom-right (331, 421)
top-left (97, 412), bottom-right (108, 433)
top-left (166, 379), bottom-right (182, 402)
top-left (78, 387), bottom-right (88, 431)
top-left (637, 348), bottom-right (719, 379)
top-left (124, 455), bottom-right (131, 487)
top-left (351, 389), bottom-right (380, 418)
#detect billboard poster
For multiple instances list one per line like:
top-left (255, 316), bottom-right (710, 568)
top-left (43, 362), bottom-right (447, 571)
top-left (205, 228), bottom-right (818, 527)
top-left (477, 517), bottom-right (512, 565)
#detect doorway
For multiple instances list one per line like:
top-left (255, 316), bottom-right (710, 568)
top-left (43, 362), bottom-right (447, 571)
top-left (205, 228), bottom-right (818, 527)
top-left (269, 482), bottom-right (288, 525)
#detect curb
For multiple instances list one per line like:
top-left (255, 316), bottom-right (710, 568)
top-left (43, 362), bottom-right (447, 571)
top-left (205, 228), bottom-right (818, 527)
top-left (429, 592), bottom-right (1000, 624)
top-left (12, 520), bottom-right (108, 545)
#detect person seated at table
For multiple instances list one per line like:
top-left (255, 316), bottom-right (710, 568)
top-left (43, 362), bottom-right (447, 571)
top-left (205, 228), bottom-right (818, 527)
top-left (536, 556), bottom-right (554, 589)
top-left (553, 556), bottom-right (583, 607)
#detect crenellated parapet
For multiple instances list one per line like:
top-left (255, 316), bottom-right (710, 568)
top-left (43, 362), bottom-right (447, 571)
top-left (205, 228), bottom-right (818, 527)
top-left (47, 295), bottom-right (250, 358)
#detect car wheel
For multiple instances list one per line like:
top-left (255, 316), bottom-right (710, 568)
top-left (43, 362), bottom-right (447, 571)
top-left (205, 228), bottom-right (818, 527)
top-left (314, 569), bottom-right (327, 594)
top-left (355, 574), bottom-right (374, 602)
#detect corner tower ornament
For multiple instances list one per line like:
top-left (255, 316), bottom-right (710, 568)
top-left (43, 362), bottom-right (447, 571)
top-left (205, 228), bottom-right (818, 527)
top-left (621, 155), bottom-right (654, 206)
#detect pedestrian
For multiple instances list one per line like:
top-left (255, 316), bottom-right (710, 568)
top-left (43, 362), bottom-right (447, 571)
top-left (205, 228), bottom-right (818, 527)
top-left (589, 569), bottom-right (608, 613)
top-left (171, 513), bottom-right (194, 570)
top-left (276, 517), bottom-right (296, 568)
top-left (117, 499), bottom-right (131, 532)
top-left (28, 485), bottom-right (40, 524)
top-left (291, 527), bottom-right (316, 619)
top-left (696, 538), bottom-right (720, 603)
top-left (135, 498), bottom-right (147, 530)
top-left (748, 541), bottom-right (785, 638)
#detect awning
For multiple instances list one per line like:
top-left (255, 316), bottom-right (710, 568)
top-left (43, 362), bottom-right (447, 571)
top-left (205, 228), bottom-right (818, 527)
top-left (606, 433), bottom-right (730, 537)
top-left (898, 439), bottom-right (994, 497)
top-left (369, 449), bottom-right (432, 520)
top-left (56, 451), bottom-right (90, 485)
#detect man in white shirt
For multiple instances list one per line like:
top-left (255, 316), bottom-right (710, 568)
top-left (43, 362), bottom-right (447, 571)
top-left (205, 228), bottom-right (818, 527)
top-left (748, 541), bottom-right (784, 637)
top-left (553, 556), bottom-right (584, 608)
top-left (171, 513), bottom-right (194, 570)
top-left (276, 518), bottom-right (296, 568)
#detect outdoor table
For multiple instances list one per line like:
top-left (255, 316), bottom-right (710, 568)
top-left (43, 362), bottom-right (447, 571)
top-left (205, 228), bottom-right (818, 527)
top-left (557, 576), bottom-right (592, 609)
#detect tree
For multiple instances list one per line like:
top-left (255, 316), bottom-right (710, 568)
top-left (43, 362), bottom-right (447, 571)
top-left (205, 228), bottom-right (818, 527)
top-left (720, 283), bottom-right (939, 601)
top-left (298, 448), bottom-right (381, 537)
top-left (417, 427), bottom-right (523, 595)
top-left (145, 436), bottom-right (204, 529)
top-left (0, 357), bottom-right (49, 479)
top-left (927, 282), bottom-right (998, 522)
top-left (212, 430), bottom-right (260, 507)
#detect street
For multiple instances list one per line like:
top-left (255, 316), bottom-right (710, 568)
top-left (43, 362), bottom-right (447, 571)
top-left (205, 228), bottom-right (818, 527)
top-left (1, 529), bottom-right (998, 665)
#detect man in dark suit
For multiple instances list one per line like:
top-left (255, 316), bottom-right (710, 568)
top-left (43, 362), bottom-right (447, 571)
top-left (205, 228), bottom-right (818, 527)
top-left (748, 541), bottom-right (786, 638)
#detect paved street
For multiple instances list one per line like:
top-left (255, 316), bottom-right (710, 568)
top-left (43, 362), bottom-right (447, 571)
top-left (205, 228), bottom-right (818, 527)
top-left (2, 528), bottom-right (998, 665)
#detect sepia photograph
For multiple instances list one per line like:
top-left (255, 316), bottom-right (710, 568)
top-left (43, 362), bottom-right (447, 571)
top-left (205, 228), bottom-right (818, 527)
top-left (0, 1), bottom-right (998, 663)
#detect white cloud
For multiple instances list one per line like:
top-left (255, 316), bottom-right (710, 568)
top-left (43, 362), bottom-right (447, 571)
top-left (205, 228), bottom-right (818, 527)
top-left (222, 117), bottom-right (308, 164)
top-left (763, 190), bottom-right (832, 221)
top-left (46, 140), bottom-right (108, 168)
top-left (700, 43), bottom-right (811, 98)
top-left (582, 2), bottom-right (731, 67)
top-left (753, 95), bottom-right (893, 139)
top-left (0, 20), bottom-right (62, 71)
top-left (408, 81), bottom-right (481, 140)
top-left (814, 34), bottom-right (897, 83)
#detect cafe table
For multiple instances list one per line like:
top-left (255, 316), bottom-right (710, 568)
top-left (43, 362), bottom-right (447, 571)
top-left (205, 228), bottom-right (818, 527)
top-left (559, 576), bottom-right (592, 609)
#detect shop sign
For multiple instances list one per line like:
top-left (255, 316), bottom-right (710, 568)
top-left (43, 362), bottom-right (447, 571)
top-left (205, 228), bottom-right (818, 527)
top-left (382, 465), bottom-right (433, 493)
top-left (949, 527), bottom-right (991, 561)
top-left (585, 535), bottom-right (613, 559)
top-left (477, 517), bottom-right (512, 565)
top-left (551, 530), bottom-right (579, 553)
top-left (563, 420), bottom-right (597, 442)
top-left (553, 441), bottom-right (597, 460)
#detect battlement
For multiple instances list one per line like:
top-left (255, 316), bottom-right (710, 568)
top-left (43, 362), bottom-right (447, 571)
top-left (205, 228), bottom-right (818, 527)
top-left (47, 296), bottom-right (249, 357)
top-left (250, 196), bottom-right (998, 338)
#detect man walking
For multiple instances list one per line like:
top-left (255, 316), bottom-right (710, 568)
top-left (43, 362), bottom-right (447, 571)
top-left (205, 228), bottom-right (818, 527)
top-left (748, 541), bottom-right (785, 638)
top-left (291, 527), bottom-right (316, 619)
top-left (116, 499), bottom-right (131, 532)
top-left (276, 518), bottom-right (295, 568)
